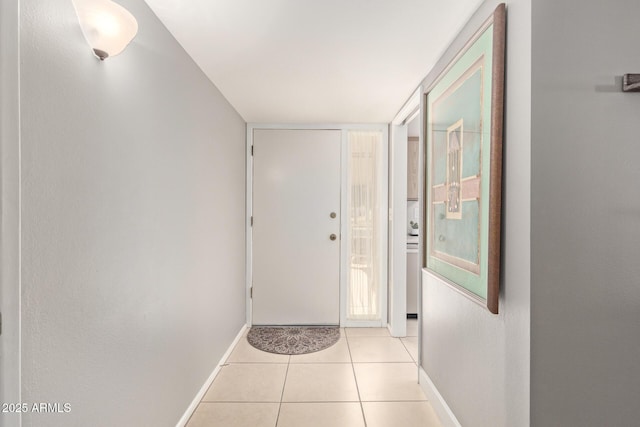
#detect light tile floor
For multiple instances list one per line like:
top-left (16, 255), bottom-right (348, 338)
top-left (187, 320), bottom-right (441, 427)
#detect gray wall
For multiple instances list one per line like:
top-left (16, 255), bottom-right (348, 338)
top-left (531, 0), bottom-right (640, 425)
top-left (19, 1), bottom-right (246, 426)
top-left (0, 1), bottom-right (21, 427)
top-left (421, 0), bottom-right (531, 425)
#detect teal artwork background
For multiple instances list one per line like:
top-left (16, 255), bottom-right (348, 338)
top-left (433, 202), bottom-right (480, 263)
top-left (432, 68), bottom-right (483, 186)
top-left (426, 23), bottom-right (494, 299)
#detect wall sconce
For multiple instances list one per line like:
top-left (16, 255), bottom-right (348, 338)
top-left (73, 0), bottom-right (138, 60)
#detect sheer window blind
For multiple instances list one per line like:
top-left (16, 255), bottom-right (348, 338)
top-left (347, 131), bottom-right (382, 321)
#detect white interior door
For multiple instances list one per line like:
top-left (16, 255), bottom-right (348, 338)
top-left (252, 129), bottom-right (341, 325)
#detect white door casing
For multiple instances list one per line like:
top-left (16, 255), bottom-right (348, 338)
top-left (388, 87), bottom-right (422, 338)
top-left (389, 123), bottom-right (408, 337)
top-left (252, 129), bottom-right (341, 325)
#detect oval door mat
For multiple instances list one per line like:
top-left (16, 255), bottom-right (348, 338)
top-left (247, 326), bottom-right (340, 355)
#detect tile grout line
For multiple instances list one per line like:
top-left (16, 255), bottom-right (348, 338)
top-left (274, 355), bottom-right (291, 426)
top-left (398, 337), bottom-right (418, 364)
top-left (196, 399), bottom-right (428, 403)
top-left (351, 361), bottom-right (417, 364)
top-left (345, 331), bottom-right (368, 427)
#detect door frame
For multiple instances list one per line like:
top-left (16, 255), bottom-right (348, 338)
top-left (388, 88), bottom-right (422, 337)
top-left (246, 124), bottom-right (388, 327)
top-left (1, 0), bottom-right (22, 425)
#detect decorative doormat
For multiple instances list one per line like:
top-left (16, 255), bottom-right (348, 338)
top-left (247, 326), bottom-right (340, 355)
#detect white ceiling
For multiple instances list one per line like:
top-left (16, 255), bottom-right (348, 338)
top-left (144, 0), bottom-right (482, 123)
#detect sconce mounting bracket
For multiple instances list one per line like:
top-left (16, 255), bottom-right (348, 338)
top-left (622, 74), bottom-right (640, 92)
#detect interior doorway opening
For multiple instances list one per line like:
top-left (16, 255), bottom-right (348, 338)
top-left (406, 115), bottom-right (421, 320)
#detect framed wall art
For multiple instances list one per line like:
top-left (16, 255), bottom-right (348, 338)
top-left (424, 4), bottom-right (505, 314)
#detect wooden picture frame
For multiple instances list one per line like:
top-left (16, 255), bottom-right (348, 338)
top-left (424, 4), bottom-right (505, 314)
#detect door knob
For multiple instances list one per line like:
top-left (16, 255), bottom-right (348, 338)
top-left (330, 212), bottom-right (337, 219)
top-left (329, 234), bottom-right (337, 241)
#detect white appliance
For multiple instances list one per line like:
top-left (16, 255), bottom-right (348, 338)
top-left (406, 235), bottom-right (419, 315)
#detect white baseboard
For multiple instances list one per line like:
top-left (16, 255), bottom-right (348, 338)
top-left (419, 366), bottom-right (462, 427)
top-left (176, 324), bottom-right (248, 427)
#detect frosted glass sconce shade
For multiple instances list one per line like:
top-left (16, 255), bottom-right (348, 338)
top-left (73, 0), bottom-right (138, 60)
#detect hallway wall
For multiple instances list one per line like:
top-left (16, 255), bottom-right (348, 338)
top-left (531, 0), bottom-right (640, 425)
top-left (0, 2), bottom-right (21, 427)
top-left (420, 0), bottom-right (531, 426)
top-left (19, 1), bottom-right (246, 426)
